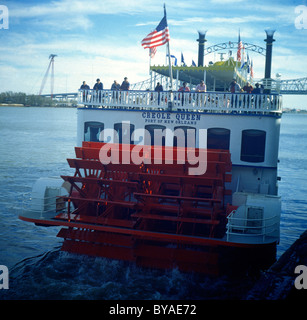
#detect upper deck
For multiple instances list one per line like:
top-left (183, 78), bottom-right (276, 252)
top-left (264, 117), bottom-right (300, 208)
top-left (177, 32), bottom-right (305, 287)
top-left (78, 89), bottom-right (282, 116)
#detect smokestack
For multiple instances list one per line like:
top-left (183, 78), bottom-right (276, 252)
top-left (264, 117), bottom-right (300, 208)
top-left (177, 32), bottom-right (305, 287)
top-left (264, 29), bottom-right (275, 94)
top-left (264, 29), bottom-right (275, 80)
top-left (197, 31), bottom-right (207, 67)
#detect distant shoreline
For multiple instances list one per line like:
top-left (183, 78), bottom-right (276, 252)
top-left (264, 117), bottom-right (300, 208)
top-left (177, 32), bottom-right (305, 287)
top-left (0, 103), bottom-right (306, 113)
top-left (0, 103), bottom-right (24, 107)
top-left (0, 103), bottom-right (76, 108)
top-left (282, 108), bottom-right (307, 114)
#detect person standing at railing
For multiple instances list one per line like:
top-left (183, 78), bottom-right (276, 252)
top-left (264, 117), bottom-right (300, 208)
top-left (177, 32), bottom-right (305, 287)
top-left (80, 81), bottom-right (90, 104)
top-left (229, 79), bottom-right (241, 93)
top-left (111, 80), bottom-right (120, 90)
top-left (93, 78), bottom-right (103, 103)
top-left (120, 77), bottom-right (130, 104)
top-left (252, 83), bottom-right (262, 108)
top-left (80, 81), bottom-right (90, 90)
top-left (195, 80), bottom-right (207, 107)
top-left (195, 80), bottom-right (206, 92)
top-left (155, 82), bottom-right (163, 105)
top-left (243, 82), bottom-right (253, 94)
top-left (120, 77), bottom-right (130, 90)
top-left (252, 83), bottom-right (261, 94)
top-left (229, 79), bottom-right (241, 107)
top-left (178, 82), bottom-right (190, 106)
top-left (111, 80), bottom-right (120, 102)
top-left (243, 82), bottom-right (253, 107)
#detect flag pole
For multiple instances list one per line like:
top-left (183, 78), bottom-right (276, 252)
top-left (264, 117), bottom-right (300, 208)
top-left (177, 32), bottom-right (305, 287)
top-left (149, 50), bottom-right (153, 90)
top-left (149, 49), bottom-right (151, 74)
top-left (164, 4), bottom-right (173, 90)
top-left (167, 42), bottom-right (173, 90)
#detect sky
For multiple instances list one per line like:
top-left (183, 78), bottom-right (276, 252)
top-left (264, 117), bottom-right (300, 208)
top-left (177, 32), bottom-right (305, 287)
top-left (0, 0), bottom-right (307, 108)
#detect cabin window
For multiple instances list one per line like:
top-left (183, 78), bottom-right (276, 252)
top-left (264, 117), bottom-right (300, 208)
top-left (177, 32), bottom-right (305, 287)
top-left (145, 125), bottom-right (166, 146)
top-left (241, 129), bottom-right (266, 162)
top-left (207, 128), bottom-right (230, 150)
top-left (114, 122), bottom-right (135, 144)
top-left (174, 126), bottom-right (196, 148)
top-left (84, 121), bottom-right (104, 142)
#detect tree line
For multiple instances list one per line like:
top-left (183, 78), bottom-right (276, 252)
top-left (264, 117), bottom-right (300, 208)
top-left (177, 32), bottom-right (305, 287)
top-left (0, 91), bottom-right (56, 107)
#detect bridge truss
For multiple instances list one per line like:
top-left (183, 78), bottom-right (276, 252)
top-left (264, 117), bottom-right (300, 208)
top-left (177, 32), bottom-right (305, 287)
top-left (278, 77), bottom-right (307, 95)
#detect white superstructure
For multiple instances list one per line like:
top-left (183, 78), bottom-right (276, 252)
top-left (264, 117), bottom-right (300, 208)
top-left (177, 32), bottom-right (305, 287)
top-left (76, 88), bottom-right (282, 245)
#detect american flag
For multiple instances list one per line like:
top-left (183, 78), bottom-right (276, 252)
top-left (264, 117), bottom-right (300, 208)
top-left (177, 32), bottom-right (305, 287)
top-left (237, 31), bottom-right (242, 62)
top-left (150, 47), bottom-right (157, 58)
top-left (141, 6), bottom-right (170, 49)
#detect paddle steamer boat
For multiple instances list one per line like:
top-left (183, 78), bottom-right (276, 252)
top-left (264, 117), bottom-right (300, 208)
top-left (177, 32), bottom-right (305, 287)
top-left (20, 31), bottom-right (282, 275)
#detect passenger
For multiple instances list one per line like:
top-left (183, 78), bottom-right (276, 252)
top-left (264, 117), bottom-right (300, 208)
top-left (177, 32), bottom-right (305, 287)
top-left (80, 81), bottom-right (90, 90)
top-left (120, 77), bottom-right (130, 104)
top-left (93, 78), bottom-right (103, 103)
top-left (111, 80), bottom-right (120, 91)
top-left (120, 77), bottom-right (130, 91)
top-left (229, 79), bottom-right (241, 93)
top-left (178, 82), bottom-right (190, 106)
top-left (242, 82), bottom-right (253, 107)
top-left (252, 83), bottom-right (262, 107)
top-left (195, 80), bottom-right (207, 107)
top-left (229, 79), bottom-right (241, 107)
top-left (252, 83), bottom-right (261, 94)
top-left (178, 82), bottom-right (190, 92)
top-left (195, 80), bottom-right (207, 92)
top-left (155, 82), bottom-right (163, 92)
top-left (111, 80), bottom-right (120, 101)
top-left (155, 82), bottom-right (163, 105)
top-left (80, 81), bottom-right (90, 103)
top-left (243, 82), bottom-right (253, 94)
top-left (93, 78), bottom-right (103, 91)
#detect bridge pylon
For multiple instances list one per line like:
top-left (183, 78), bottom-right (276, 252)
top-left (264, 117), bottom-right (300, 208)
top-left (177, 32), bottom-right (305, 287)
top-left (39, 54), bottom-right (57, 99)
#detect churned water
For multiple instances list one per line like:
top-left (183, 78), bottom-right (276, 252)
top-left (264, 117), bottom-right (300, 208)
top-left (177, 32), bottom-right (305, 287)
top-left (0, 107), bottom-right (306, 300)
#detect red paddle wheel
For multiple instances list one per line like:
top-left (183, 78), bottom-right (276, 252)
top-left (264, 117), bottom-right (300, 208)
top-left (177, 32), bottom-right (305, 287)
top-left (56, 142), bottom-right (232, 275)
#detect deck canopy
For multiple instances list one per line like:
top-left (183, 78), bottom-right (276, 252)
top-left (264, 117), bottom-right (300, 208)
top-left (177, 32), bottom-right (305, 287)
top-left (151, 57), bottom-right (248, 91)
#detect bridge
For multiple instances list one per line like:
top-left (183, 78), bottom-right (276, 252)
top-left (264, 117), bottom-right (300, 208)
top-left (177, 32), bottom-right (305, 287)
top-left (40, 92), bottom-right (79, 99)
top-left (278, 77), bottom-right (307, 95)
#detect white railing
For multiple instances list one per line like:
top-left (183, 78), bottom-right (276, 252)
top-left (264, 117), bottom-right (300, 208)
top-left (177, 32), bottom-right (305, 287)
top-left (78, 89), bottom-right (282, 115)
top-left (226, 209), bottom-right (280, 244)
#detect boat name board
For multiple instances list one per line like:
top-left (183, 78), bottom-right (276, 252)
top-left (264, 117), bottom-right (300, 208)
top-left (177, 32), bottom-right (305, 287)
top-left (142, 112), bottom-right (201, 125)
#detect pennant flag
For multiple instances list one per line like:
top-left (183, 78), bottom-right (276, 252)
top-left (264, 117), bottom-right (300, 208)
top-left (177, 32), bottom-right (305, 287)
top-left (141, 6), bottom-right (170, 49)
top-left (237, 30), bottom-right (242, 62)
top-left (181, 52), bottom-right (186, 66)
top-left (250, 60), bottom-right (254, 78)
top-left (240, 46), bottom-right (246, 69)
top-left (167, 54), bottom-right (177, 66)
top-left (246, 53), bottom-right (250, 73)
